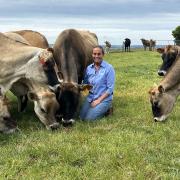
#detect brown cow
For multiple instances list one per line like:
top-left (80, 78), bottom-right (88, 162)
top-left (53, 29), bottom-right (98, 124)
top-left (157, 45), bottom-right (180, 76)
top-left (141, 38), bottom-right (156, 51)
top-left (12, 30), bottom-right (49, 48)
top-left (0, 32), bottom-right (60, 131)
top-left (149, 52), bottom-right (180, 121)
top-left (0, 89), bottom-right (17, 133)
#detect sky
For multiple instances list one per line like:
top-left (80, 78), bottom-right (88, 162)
top-left (0, 0), bottom-right (180, 45)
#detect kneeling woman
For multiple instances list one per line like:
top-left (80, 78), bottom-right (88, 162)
top-left (80, 46), bottom-right (115, 121)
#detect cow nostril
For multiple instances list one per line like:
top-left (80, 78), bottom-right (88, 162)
top-left (49, 122), bottom-right (60, 131)
top-left (158, 71), bottom-right (164, 76)
top-left (154, 118), bottom-right (158, 122)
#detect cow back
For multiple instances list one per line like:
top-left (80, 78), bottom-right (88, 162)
top-left (13, 30), bottom-right (49, 49)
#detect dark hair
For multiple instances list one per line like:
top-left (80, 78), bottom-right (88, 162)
top-left (93, 45), bottom-right (105, 55)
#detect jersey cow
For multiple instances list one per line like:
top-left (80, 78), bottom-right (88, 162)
top-left (53, 29), bottom-right (98, 124)
top-left (4, 31), bottom-right (50, 112)
top-left (12, 30), bottom-right (49, 48)
top-left (0, 33), bottom-right (60, 132)
top-left (157, 45), bottom-right (180, 76)
top-left (149, 52), bottom-right (180, 122)
top-left (0, 89), bottom-right (17, 133)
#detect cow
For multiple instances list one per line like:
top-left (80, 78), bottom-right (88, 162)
top-left (0, 89), bottom-right (17, 133)
top-left (124, 38), bottom-right (131, 52)
top-left (157, 45), bottom-right (180, 76)
top-left (141, 38), bottom-right (156, 51)
top-left (53, 29), bottom-right (98, 124)
top-left (4, 32), bottom-right (30, 45)
top-left (11, 30), bottom-right (49, 48)
top-left (104, 41), bottom-right (111, 54)
top-left (0, 32), bottom-right (60, 131)
top-left (4, 31), bottom-right (50, 112)
top-left (149, 52), bottom-right (180, 122)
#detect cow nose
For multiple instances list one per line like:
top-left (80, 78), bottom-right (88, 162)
top-left (154, 117), bottom-right (158, 122)
top-left (62, 118), bottom-right (75, 127)
top-left (4, 117), bottom-right (17, 128)
top-left (49, 122), bottom-right (60, 131)
top-left (158, 70), bottom-right (166, 76)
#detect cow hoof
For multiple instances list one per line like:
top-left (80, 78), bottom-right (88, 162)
top-left (49, 122), bottom-right (60, 130)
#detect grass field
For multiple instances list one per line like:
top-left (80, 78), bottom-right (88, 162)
top-left (0, 49), bottom-right (179, 179)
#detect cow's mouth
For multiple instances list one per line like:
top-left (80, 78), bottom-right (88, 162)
top-left (62, 118), bottom-right (75, 127)
top-left (154, 115), bottom-right (167, 122)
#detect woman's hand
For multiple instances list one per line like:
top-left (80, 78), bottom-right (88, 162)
top-left (91, 99), bottom-right (101, 107)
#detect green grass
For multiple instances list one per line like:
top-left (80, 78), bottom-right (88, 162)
top-left (0, 49), bottom-right (180, 179)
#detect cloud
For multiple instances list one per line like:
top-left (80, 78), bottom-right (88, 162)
top-left (0, 0), bottom-right (179, 44)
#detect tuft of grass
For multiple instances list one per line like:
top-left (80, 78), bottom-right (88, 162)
top-left (0, 50), bottom-right (179, 179)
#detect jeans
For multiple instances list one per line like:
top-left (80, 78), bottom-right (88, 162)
top-left (80, 98), bottom-right (112, 121)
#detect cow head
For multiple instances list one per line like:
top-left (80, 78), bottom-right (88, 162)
top-left (157, 46), bottom-right (178, 76)
top-left (55, 83), bottom-right (92, 125)
top-left (149, 85), bottom-right (176, 122)
top-left (0, 94), bottom-right (17, 133)
top-left (28, 88), bottom-right (60, 130)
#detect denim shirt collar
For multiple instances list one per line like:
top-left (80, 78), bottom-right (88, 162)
top-left (90, 60), bottom-right (106, 68)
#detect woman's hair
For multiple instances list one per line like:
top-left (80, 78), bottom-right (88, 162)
top-left (93, 45), bottom-right (105, 55)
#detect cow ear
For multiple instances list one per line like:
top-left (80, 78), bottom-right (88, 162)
top-left (158, 85), bottom-right (165, 94)
top-left (49, 84), bottom-right (62, 93)
top-left (28, 92), bottom-right (39, 101)
top-left (79, 84), bottom-right (92, 91)
top-left (157, 48), bottom-right (164, 54)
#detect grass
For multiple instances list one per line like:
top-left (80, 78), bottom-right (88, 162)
top-left (0, 49), bottom-right (179, 179)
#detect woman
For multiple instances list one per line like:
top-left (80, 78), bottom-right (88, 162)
top-left (80, 45), bottom-right (115, 121)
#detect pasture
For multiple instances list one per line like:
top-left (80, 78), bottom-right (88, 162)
top-left (0, 49), bottom-right (179, 179)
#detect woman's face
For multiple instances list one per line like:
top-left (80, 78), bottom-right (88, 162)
top-left (92, 47), bottom-right (104, 64)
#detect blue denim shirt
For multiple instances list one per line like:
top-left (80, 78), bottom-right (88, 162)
top-left (83, 60), bottom-right (115, 103)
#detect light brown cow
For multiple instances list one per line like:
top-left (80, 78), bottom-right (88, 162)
top-left (53, 29), bottom-right (98, 124)
top-left (0, 89), bottom-right (17, 133)
top-left (0, 32), bottom-right (60, 132)
top-left (11, 30), bottom-right (49, 48)
top-left (141, 38), bottom-right (156, 51)
top-left (149, 53), bottom-right (180, 121)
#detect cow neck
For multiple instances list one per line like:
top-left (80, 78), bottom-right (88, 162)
top-left (160, 54), bottom-right (180, 91)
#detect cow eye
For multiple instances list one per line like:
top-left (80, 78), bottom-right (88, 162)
top-left (40, 108), bottom-right (47, 114)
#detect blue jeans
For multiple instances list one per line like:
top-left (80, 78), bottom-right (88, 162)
top-left (80, 98), bottom-right (112, 121)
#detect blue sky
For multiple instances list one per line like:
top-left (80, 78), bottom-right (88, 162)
top-left (0, 0), bottom-right (180, 45)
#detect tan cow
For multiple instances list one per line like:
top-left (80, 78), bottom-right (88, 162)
top-left (0, 32), bottom-right (60, 132)
top-left (4, 31), bottom-right (50, 113)
top-left (141, 38), bottom-right (156, 51)
top-left (0, 89), bottom-right (17, 133)
top-left (149, 53), bottom-right (180, 121)
top-left (104, 41), bottom-right (111, 54)
top-left (53, 29), bottom-right (98, 124)
top-left (11, 30), bottom-right (49, 48)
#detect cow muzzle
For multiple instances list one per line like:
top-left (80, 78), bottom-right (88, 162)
top-left (46, 122), bottom-right (60, 130)
top-left (154, 115), bottom-right (166, 122)
top-left (158, 70), bottom-right (166, 76)
top-left (62, 118), bottom-right (75, 126)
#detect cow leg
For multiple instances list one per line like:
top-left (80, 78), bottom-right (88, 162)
top-left (18, 95), bottom-right (28, 112)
